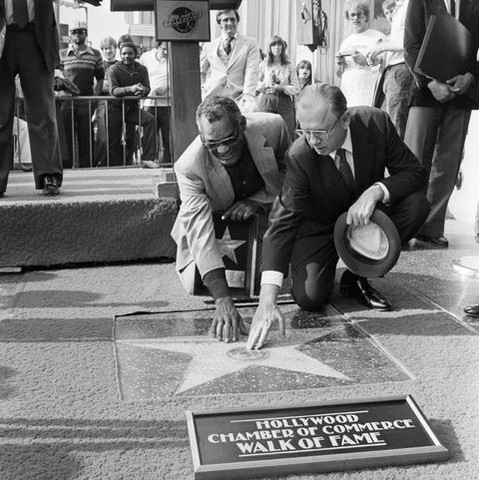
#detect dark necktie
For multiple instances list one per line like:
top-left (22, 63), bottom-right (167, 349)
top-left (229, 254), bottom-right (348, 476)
top-left (335, 148), bottom-right (356, 192)
top-left (224, 37), bottom-right (232, 55)
top-left (450, 0), bottom-right (456, 17)
top-left (14, 0), bottom-right (30, 29)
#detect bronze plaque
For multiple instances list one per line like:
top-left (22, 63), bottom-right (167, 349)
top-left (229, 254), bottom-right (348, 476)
top-left (186, 395), bottom-right (448, 479)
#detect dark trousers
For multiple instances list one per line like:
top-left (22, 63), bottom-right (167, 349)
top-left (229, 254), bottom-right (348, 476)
top-left (259, 91), bottom-right (295, 140)
top-left (0, 25), bottom-right (62, 191)
top-left (147, 106), bottom-right (171, 163)
top-left (61, 100), bottom-right (94, 168)
top-left (404, 103), bottom-right (471, 237)
top-left (107, 107), bottom-right (156, 166)
top-left (290, 192), bottom-right (430, 311)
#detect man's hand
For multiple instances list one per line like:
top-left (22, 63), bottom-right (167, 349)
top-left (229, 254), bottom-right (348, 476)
top-left (446, 73), bottom-right (474, 96)
top-left (346, 184), bottom-right (384, 226)
top-left (130, 83), bottom-right (147, 96)
top-left (351, 51), bottom-right (368, 67)
top-left (210, 296), bottom-right (248, 343)
top-left (222, 199), bottom-right (262, 222)
top-left (427, 80), bottom-right (455, 103)
top-left (247, 301), bottom-right (285, 350)
top-left (247, 284), bottom-right (285, 350)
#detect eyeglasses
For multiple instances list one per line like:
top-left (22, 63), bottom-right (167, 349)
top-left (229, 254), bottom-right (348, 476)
top-left (200, 126), bottom-right (240, 151)
top-left (296, 110), bottom-right (346, 142)
top-left (71, 29), bottom-right (87, 34)
top-left (349, 12), bottom-right (364, 19)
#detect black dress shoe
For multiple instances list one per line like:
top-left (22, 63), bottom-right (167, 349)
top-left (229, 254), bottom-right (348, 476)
top-left (464, 305), bottom-right (479, 317)
top-left (42, 175), bottom-right (60, 197)
top-left (416, 235), bottom-right (449, 248)
top-left (340, 270), bottom-right (392, 311)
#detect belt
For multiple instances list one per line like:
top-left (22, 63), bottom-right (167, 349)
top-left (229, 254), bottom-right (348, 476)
top-left (6, 22), bottom-right (35, 32)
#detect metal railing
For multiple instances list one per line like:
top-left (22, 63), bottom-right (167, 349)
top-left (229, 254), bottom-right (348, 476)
top-left (54, 95), bottom-right (172, 169)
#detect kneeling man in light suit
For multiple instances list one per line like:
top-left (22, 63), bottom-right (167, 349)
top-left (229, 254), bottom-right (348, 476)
top-left (171, 96), bottom-right (290, 344)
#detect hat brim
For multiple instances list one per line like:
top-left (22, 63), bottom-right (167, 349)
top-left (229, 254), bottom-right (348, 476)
top-left (334, 209), bottom-right (401, 278)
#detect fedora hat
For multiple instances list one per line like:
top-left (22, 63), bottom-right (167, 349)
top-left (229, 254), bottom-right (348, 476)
top-left (334, 209), bottom-right (401, 278)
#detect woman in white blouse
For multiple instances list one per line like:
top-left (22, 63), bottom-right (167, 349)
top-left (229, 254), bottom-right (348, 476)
top-left (257, 35), bottom-right (299, 139)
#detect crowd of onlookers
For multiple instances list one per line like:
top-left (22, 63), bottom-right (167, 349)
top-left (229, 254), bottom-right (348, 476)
top-left (2, 0), bottom-right (477, 321)
top-left (4, 0), bottom-right (478, 249)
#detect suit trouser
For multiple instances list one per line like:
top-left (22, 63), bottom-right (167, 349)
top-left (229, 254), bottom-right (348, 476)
top-left (290, 192), bottom-right (430, 311)
top-left (0, 25), bottom-right (62, 191)
top-left (404, 103), bottom-right (471, 237)
top-left (147, 106), bottom-right (171, 164)
top-left (61, 100), bottom-right (94, 169)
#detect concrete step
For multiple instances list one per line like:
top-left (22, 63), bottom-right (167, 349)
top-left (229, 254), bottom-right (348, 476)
top-left (0, 168), bottom-right (178, 268)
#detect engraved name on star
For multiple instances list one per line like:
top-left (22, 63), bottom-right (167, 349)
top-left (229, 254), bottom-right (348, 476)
top-left (120, 337), bottom-right (350, 394)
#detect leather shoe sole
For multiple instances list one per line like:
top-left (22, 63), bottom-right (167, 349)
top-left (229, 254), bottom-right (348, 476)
top-left (340, 271), bottom-right (392, 311)
top-left (416, 235), bottom-right (449, 248)
top-left (464, 305), bottom-right (479, 317)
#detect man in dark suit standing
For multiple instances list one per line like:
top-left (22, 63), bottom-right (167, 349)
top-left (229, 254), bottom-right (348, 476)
top-left (404, 0), bottom-right (479, 248)
top-left (0, 0), bottom-right (63, 196)
top-left (247, 83), bottom-right (429, 349)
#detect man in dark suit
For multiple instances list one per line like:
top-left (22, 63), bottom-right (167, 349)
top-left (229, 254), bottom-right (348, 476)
top-left (247, 83), bottom-right (429, 349)
top-left (0, 0), bottom-right (63, 196)
top-left (404, 0), bottom-right (479, 248)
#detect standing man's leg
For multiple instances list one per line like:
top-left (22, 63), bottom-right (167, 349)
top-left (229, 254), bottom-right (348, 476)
top-left (404, 105), bottom-right (443, 186)
top-left (419, 105), bottom-right (471, 237)
top-left (0, 60), bottom-right (16, 194)
top-left (76, 101), bottom-right (94, 168)
top-left (383, 63), bottom-right (413, 140)
top-left (17, 29), bottom-right (62, 188)
top-left (107, 108), bottom-right (123, 166)
top-left (130, 108), bottom-right (157, 162)
top-left (61, 100), bottom-right (75, 169)
top-left (158, 106), bottom-right (171, 163)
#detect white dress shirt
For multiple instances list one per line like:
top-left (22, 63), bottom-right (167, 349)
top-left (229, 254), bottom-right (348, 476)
top-left (261, 128), bottom-right (390, 288)
top-left (4, 0), bottom-right (36, 25)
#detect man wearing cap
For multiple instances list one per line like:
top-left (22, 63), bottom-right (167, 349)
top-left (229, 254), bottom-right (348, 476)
top-left (0, 0), bottom-right (63, 196)
top-left (247, 83), bottom-right (429, 350)
top-left (59, 21), bottom-right (104, 168)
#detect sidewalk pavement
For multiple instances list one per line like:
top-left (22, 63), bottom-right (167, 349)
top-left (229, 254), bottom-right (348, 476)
top-left (0, 219), bottom-right (478, 480)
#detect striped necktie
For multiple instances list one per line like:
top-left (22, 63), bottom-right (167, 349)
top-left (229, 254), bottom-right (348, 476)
top-left (335, 148), bottom-right (356, 192)
top-left (14, 0), bottom-right (30, 29)
top-left (224, 37), bottom-right (232, 55)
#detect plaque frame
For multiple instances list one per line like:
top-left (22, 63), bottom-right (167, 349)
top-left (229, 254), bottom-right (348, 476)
top-left (186, 395), bottom-right (448, 479)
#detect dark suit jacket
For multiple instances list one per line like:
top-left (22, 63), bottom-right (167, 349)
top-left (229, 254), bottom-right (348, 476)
top-left (0, 0), bottom-right (60, 72)
top-left (261, 107), bottom-right (427, 274)
top-left (404, 0), bottom-right (479, 109)
top-left (34, 0), bottom-right (60, 72)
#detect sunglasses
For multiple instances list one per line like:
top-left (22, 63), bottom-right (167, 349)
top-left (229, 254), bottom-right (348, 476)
top-left (71, 29), bottom-right (87, 34)
top-left (200, 126), bottom-right (241, 151)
